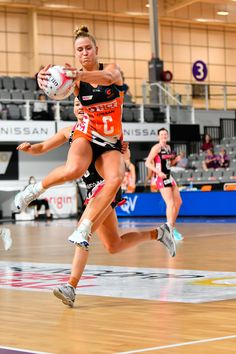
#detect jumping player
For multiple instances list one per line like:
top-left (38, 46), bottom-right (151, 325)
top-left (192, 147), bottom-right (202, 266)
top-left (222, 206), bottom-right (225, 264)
top-left (15, 25), bottom-right (126, 251)
top-left (145, 127), bottom-right (183, 240)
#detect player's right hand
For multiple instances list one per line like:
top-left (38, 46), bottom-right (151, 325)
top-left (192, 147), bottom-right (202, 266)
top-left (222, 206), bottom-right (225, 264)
top-left (16, 142), bottom-right (31, 151)
top-left (37, 64), bottom-right (51, 89)
top-left (158, 171), bottom-right (167, 179)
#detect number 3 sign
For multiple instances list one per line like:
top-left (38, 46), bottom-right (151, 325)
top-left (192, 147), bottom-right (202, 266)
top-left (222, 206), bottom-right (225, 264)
top-left (192, 60), bottom-right (208, 81)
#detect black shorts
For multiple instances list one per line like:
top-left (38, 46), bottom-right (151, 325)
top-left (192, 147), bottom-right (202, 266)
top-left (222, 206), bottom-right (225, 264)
top-left (90, 139), bottom-right (122, 163)
top-left (85, 183), bottom-right (125, 209)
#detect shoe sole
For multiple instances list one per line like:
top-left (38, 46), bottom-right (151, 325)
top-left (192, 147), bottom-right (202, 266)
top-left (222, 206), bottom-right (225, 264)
top-left (170, 236), bottom-right (176, 258)
top-left (159, 225), bottom-right (176, 257)
top-left (53, 288), bottom-right (74, 307)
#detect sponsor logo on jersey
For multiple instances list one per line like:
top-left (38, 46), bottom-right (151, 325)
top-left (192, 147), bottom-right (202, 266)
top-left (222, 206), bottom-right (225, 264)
top-left (82, 95), bottom-right (93, 101)
top-left (87, 100), bottom-right (118, 113)
top-left (105, 88), bottom-right (115, 99)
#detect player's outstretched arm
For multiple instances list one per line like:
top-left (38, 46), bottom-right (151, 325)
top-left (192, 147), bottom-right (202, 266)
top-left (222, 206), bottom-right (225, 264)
top-left (64, 63), bottom-right (123, 87)
top-left (16, 127), bottom-right (71, 155)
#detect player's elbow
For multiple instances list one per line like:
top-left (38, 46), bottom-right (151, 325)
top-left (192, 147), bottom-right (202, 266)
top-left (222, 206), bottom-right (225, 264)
top-left (104, 70), bottom-right (119, 85)
top-left (105, 72), bottom-right (115, 85)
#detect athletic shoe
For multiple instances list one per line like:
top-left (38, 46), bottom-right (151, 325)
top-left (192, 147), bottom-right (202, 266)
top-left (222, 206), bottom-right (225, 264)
top-left (68, 221), bottom-right (91, 250)
top-left (173, 228), bottom-right (184, 241)
top-left (14, 184), bottom-right (41, 212)
top-left (53, 284), bottom-right (75, 308)
top-left (157, 223), bottom-right (176, 257)
top-left (0, 228), bottom-right (12, 251)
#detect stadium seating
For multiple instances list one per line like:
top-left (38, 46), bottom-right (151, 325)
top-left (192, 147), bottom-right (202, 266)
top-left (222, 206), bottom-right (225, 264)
top-left (13, 77), bottom-right (26, 90)
top-left (122, 106), bottom-right (133, 122)
top-left (22, 90), bottom-right (35, 100)
top-left (2, 76), bottom-right (14, 90)
top-left (0, 89), bottom-right (11, 104)
top-left (25, 77), bottom-right (37, 91)
top-left (7, 104), bottom-right (22, 120)
top-left (144, 107), bottom-right (154, 122)
top-left (11, 90), bottom-right (23, 103)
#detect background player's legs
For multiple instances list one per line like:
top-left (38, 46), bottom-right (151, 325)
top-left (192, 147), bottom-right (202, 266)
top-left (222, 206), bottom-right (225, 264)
top-left (171, 185), bottom-right (183, 240)
top-left (171, 185), bottom-right (182, 225)
top-left (159, 187), bottom-right (176, 228)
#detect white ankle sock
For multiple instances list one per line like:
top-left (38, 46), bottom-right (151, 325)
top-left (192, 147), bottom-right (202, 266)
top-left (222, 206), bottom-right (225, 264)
top-left (34, 182), bottom-right (45, 194)
top-left (78, 219), bottom-right (92, 231)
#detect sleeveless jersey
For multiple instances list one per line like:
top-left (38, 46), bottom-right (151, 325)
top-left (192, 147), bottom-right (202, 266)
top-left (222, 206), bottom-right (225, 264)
top-left (73, 63), bottom-right (124, 145)
top-left (154, 145), bottom-right (176, 189)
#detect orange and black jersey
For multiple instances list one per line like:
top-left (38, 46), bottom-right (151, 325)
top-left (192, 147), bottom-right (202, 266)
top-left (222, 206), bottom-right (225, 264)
top-left (74, 63), bottom-right (124, 143)
top-left (78, 64), bottom-right (124, 107)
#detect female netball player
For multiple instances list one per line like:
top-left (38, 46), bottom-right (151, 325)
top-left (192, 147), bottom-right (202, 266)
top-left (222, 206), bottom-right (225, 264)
top-left (0, 228), bottom-right (12, 251)
top-left (16, 99), bottom-right (176, 307)
top-left (15, 25), bottom-right (125, 251)
top-left (145, 128), bottom-right (183, 241)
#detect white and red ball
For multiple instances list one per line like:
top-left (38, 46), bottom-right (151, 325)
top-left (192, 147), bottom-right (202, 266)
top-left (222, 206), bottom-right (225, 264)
top-left (44, 65), bottom-right (75, 100)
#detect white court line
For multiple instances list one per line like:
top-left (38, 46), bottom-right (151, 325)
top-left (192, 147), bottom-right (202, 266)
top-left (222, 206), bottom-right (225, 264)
top-left (116, 334), bottom-right (236, 354)
top-left (0, 345), bottom-right (51, 354)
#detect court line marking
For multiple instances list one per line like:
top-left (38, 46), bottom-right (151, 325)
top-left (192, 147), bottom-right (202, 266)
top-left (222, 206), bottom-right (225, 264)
top-left (0, 346), bottom-right (51, 354)
top-left (116, 334), bottom-right (236, 353)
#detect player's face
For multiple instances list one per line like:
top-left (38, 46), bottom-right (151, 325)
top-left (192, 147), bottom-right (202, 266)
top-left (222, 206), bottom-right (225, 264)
top-left (74, 98), bottom-right (83, 120)
top-left (74, 37), bottom-right (98, 68)
top-left (158, 130), bottom-right (168, 143)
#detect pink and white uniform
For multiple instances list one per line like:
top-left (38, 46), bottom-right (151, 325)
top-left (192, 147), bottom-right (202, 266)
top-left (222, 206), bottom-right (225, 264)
top-left (154, 146), bottom-right (176, 189)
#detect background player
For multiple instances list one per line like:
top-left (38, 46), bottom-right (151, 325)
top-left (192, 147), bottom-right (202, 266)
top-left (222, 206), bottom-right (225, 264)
top-left (146, 127), bottom-right (183, 241)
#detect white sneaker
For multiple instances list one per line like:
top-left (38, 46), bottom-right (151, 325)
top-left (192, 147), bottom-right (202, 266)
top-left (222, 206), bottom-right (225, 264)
top-left (14, 184), bottom-right (42, 212)
top-left (157, 223), bottom-right (176, 257)
top-left (68, 229), bottom-right (91, 250)
top-left (68, 220), bottom-right (91, 250)
top-left (53, 284), bottom-right (76, 307)
top-left (0, 228), bottom-right (12, 251)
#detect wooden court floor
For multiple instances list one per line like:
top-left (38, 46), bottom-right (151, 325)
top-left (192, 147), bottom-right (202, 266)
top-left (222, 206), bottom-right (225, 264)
top-left (0, 218), bottom-right (236, 354)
